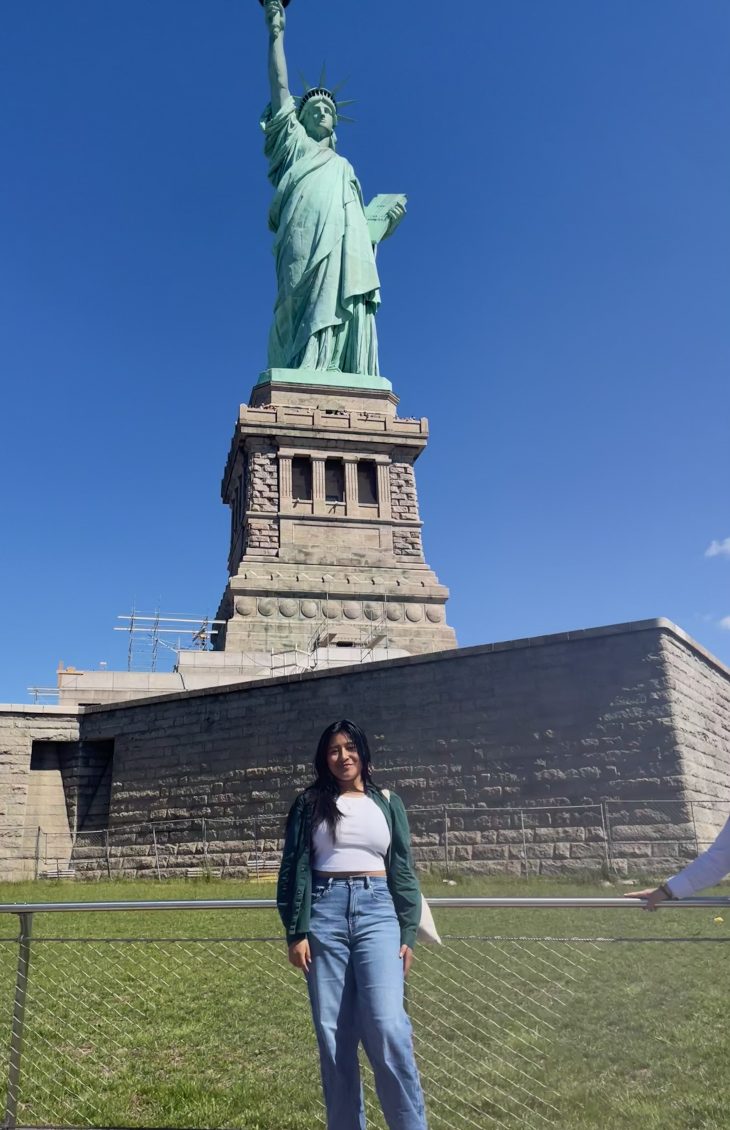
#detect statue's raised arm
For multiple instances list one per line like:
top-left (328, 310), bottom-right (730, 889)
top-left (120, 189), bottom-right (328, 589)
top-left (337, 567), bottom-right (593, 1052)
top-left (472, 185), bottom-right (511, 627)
top-left (259, 0), bottom-right (404, 379)
top-left (264, 0), bottom-right (289, 114)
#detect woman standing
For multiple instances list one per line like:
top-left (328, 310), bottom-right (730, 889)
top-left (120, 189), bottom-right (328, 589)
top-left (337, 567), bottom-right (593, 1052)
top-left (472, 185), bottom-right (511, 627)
top-left (277, 719), bottom-right (428, 1130)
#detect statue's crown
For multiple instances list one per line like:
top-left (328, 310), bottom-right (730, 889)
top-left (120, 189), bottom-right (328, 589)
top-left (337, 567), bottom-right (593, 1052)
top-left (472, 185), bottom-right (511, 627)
top-left (299, 87), bottom-right (337, 115)
top-left (297, 69), bottom-right (355, 123)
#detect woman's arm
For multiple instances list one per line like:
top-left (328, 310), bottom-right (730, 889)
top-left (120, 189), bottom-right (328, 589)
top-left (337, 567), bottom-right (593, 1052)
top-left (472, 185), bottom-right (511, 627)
top-left (626, 812), bottom-right (730, 907)
top-left (276, 795), bottom-right (312, 972)
top-left (276, 795), bottom-right (303, 931)
top-left (665, 813), bottom-right (730, 898)
top-left (386, 793), bottom-right (421, 953)
top-left (264, 0), bottom-right (289, 115)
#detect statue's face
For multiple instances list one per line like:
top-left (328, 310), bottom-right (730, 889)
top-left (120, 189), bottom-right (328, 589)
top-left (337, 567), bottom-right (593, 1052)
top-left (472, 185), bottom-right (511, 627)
top-left (301, 97), bottom-right (336, 143)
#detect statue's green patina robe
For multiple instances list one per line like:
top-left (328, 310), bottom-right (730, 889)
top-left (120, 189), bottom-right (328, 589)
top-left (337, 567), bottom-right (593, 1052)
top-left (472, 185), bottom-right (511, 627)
top-left (262, 96), bottom-right (381, 375)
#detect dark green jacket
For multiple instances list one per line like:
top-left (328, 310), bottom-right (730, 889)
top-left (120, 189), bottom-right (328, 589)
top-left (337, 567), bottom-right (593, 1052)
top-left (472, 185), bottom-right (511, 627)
top-left (276, 784), bottom-right (421, 949)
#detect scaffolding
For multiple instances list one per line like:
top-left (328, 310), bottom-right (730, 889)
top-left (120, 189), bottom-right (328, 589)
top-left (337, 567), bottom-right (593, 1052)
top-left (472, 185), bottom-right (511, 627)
top-left (114, 578), bottom-right (393, 679)
top-left (115, 610), bottom-right (226, 672)
top-left (300, 590), bottom-right (391, 669)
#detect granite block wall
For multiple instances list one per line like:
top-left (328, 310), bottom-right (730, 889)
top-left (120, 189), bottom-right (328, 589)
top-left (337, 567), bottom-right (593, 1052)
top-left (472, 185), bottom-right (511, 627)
top-left (0, 708), bottom-right (80, 879)
top-left (72, 619), bottom-right (730, 878)
top-left (4, 620), bottom-right (729, 881)
top-left (661, 630), bottom-right (730, 845)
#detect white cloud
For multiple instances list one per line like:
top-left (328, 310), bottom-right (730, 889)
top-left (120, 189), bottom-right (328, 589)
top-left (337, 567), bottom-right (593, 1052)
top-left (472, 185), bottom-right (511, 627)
top-left (720, 617), bottom-right (730, 631)
top-left (706, 538), bottom-right (730, 559)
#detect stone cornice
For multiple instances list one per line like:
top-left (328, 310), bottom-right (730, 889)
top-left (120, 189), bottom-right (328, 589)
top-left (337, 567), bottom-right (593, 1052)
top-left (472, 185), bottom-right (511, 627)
top-left (74, 618), bottom-right (730, 718)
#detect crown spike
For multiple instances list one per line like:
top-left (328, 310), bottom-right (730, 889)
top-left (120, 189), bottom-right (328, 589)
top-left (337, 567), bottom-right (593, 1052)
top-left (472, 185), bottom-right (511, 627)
top-left (331, 77), bottom-right (350, 97)
top-left (337, 114), bottom-right (356, 124)
top-left (336, 99), bottom-right (357, 109)
top-left (299, 71), bottom-right (312, 93)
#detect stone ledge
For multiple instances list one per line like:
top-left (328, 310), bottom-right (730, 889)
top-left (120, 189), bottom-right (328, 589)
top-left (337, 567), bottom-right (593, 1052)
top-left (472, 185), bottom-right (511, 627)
top-left (255, 368), bottom-right (394, 393)
top-left (75, 617), bottom-right (722, 719)
top-left (0, 705), bottom-right (80, 716)
top-left (239, 405), bottom-right (427, 436)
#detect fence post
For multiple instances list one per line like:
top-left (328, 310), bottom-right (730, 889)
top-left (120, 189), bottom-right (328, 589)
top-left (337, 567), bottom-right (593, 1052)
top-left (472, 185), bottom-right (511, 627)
top-left (600, 802), bottom-right (614, 874)
top-left (3, 912), bottom-right (34, 1130)
top-left (105, 830), bottom-right (112, 880)
top-left (152, 826), bottom-right (161, 881)
top-left (33, 828), bottom-right (41, 881)
top-left (202, 818), bottom-right (208, 870)
top-left (519, 810), bottom-right (529, 879)
top-left (253, 815), bottom-right (260, 880)
top-left (689, 801), bottom-right (700, 858)
top-left (443, 808), bottom-right (449, 876)
top-left (597, 803), bottom-right (611, 875)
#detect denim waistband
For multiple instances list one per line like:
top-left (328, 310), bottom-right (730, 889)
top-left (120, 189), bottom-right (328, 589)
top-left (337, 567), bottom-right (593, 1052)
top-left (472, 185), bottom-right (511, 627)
top-left (312, 874), bottom-right (386, 888)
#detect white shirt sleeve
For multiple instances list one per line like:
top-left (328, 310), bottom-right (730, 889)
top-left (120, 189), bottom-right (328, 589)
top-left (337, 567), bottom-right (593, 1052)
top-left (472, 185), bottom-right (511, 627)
top-left (666, 813), bottom-right (730, 898)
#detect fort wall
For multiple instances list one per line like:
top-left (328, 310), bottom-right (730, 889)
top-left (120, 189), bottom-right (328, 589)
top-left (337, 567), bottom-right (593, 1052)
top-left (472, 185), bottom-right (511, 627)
top-left (4, 620), bottom-right (729, 881)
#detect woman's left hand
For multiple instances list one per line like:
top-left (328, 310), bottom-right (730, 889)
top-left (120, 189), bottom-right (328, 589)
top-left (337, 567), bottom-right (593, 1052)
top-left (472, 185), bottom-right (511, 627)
top-left (400, 944), bottom-right (414, 978)
top-left (384, 200), bottom-right (406, 240)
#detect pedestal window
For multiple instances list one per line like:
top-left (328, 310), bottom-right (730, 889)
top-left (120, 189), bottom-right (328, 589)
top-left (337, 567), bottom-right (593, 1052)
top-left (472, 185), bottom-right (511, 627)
top-left (357, 460), bottom-right (378, 506)
top-left (292, 457), bottom-right (313, 501)
top-left (325, 459), bottom-right (345, 503)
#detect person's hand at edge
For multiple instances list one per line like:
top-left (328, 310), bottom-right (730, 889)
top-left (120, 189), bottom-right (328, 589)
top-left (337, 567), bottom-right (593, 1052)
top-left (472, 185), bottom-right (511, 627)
top-left (624, 886), bottom-right (670, 911)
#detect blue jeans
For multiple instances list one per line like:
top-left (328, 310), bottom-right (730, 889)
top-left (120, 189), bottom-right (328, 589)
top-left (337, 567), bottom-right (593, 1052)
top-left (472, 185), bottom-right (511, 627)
top-left (307, 875), bottom-right (428, 1130)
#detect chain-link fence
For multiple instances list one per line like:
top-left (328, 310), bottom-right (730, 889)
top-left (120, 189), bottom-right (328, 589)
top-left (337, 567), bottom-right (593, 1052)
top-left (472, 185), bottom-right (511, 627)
top-left (0, 896), bottom-right (729, 1129)
top-left (13, 798), bottom-right (707, 883)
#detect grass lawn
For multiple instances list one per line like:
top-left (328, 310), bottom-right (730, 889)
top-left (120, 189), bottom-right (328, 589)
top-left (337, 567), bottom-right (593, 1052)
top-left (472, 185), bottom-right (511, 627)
top-left (0, 874), bottom-right (728, 1129)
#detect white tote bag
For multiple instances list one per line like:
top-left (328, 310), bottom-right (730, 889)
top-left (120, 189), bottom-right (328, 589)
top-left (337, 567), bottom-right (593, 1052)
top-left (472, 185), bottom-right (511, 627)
top-left (382, 790), bottom-right (442, 945)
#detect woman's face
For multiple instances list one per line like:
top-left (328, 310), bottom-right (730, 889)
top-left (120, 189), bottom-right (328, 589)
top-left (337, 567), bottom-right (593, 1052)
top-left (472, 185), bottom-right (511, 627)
top-left (326, 731), bottom-right (363, 790)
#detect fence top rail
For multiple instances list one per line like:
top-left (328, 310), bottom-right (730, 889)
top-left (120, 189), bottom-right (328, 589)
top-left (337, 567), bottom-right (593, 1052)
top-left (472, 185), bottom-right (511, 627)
top-left (408, 803), bottom-right (605, 815)
top-left (0, 896), bottom-right (729, 916)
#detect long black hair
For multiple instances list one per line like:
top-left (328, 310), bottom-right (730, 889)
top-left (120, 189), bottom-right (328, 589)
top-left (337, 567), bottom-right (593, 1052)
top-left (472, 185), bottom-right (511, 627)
top-left (308, 719), bottom-right (375, 839)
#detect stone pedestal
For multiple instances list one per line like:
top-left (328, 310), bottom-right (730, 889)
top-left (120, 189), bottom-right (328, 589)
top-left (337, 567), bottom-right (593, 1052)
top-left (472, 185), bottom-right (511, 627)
top-left (215, 370), bottom-right (457, 659)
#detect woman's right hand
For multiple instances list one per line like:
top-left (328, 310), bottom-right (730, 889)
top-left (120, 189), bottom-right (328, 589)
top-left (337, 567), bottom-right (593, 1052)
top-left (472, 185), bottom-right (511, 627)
top-left (288, 938), bottom-right (311, 973)
top-left (623, 886), bottom-right (669, 911)
top-left (265, 0), bottom-right (285, 37)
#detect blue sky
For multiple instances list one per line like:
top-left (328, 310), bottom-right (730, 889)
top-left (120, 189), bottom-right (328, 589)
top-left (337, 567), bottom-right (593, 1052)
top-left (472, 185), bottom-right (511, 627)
top-left (1, 0), bottom-right (729, 703)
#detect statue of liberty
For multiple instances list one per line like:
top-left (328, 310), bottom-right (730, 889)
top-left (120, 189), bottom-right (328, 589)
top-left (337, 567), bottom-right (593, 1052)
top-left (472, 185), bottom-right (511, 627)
top-left (261, 0), bottom-right (406, 377)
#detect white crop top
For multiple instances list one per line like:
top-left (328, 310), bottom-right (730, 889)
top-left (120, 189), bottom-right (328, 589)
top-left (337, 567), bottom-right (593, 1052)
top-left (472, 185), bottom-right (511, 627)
top-left (312, 795), bottom-right (391, 872)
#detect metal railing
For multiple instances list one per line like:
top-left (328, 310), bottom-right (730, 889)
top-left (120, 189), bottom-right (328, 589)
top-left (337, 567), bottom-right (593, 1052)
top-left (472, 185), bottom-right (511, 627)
top-left (7, 796), bottom-right (712, 883)
top-left (0, 896), bottom-right (728, 1129)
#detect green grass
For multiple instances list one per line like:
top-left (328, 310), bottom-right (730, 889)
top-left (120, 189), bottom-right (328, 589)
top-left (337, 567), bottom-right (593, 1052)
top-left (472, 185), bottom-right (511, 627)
top-left (0, 875), bottom-right (728, 1129)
